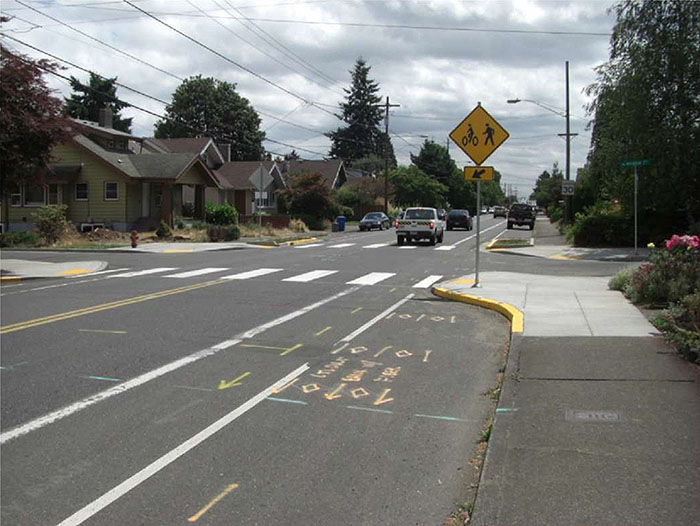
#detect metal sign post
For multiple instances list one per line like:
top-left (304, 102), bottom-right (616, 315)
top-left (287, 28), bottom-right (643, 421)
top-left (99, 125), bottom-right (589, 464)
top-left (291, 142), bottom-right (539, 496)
top-left (475, 181), bottom-right (481, 287)
top-left (621, 159), bottom-right (650, 256)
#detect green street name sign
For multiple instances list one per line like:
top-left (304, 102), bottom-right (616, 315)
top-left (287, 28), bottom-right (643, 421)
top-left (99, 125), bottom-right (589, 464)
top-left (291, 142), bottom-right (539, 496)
top-left (620, 159), bottom-right (651, 167)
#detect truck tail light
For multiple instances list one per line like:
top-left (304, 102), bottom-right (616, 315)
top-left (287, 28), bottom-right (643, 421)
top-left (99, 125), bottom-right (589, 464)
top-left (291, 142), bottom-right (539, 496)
top-left (429, 221), bottom-right (435, 229)
top-left (394, 219), bottom-right (399, 228)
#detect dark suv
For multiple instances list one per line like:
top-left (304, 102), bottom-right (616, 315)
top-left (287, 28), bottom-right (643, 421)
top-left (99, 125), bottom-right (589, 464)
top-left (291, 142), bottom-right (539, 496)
top-left (507, 203), bottom-right (535, 230)
top-left (446, 209), bottom-right (473, 230)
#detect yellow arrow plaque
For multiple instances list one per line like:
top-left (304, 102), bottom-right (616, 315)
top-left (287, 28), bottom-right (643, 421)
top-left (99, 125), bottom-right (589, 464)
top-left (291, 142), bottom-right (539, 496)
top-left (450, 105), bottom-right (509, 165)
top-left (464, 166), bottom-right (494, 182)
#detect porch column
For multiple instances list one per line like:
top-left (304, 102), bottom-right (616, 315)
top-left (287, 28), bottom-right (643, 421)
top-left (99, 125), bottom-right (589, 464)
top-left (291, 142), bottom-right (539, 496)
top-left (194, 185), bottom-right (205, 220)
top-left (160, 182), bottom-right (173, 226)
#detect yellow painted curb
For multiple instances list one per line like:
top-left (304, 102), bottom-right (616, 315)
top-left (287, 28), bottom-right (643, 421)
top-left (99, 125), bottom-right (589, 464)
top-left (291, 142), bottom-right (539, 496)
top-left (1, 276), bottom-right (21, 282)
top-left (432, 286), bottom-right (524, 334)
top-left (549, 254), bottom-right (582, 260)
top-left (283, 237), bottom-right (318, 246)
top-left (58, 268), bottom-right (91, 276)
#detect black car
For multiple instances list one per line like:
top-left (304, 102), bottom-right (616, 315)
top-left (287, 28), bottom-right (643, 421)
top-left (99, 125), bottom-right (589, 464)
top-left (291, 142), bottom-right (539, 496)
top-left (446, 209), bottom-right (473, 230)
top-left (359, 212), bottom-right (391, 231)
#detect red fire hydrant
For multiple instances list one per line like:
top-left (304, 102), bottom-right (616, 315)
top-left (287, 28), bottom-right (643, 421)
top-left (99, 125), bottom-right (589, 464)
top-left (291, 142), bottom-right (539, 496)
top-left (131, 230), bottom-right (138, 248)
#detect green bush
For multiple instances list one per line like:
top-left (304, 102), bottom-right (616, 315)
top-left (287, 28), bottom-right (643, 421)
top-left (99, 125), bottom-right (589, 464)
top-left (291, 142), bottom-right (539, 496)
top-left (289, 218), bottom-right (309, 233)
top-left (207, 224), bottom-right (240, 242)
top-left (547, 205), bottom-right (563, 224)
top-left (155, 220), bottom-right (172, 239)
top-left (293, 214), bottom-right (328, 231)
top-left (0, 231), bottom-right (41, 247)
top-left (205, 203), bottom-right (238, 226)
top-left (174, 216), bottom-right (186, 229)
top-left (32, 204), bottom-right (70, 244)
top-left (565, 203), bottom-right (632, 246)
top-left (609, 266), bottom-right (636, 293)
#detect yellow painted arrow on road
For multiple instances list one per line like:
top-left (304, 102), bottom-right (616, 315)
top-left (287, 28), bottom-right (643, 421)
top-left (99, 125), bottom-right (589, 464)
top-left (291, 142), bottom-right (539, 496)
top-left (217, 372), bottom-right (250, 390)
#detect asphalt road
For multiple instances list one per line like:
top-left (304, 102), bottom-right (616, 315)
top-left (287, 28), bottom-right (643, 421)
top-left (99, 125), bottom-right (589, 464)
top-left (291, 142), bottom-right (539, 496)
top-left (1, 217), bottom-right (518, 526)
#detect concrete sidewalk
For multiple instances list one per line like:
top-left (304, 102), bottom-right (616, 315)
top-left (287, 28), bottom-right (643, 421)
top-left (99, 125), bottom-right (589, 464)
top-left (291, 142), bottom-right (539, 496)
top-left (432, 227), bottom-right (699, 524)
top-left (0, 259), bottom-right (107, 281)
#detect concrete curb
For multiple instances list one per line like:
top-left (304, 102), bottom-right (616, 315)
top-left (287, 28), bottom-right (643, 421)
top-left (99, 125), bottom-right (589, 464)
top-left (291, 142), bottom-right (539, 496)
top-left (277, 237), bottom-right (319, 247)
top-left (431, 285), bottom-right (524, 334)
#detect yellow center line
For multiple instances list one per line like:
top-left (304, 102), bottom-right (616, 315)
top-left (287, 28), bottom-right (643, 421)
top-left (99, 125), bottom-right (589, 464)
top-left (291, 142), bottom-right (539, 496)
top-left (351, 307), bottom-right (363, 314)
top-left (188, 483), bottom-right (239, 522)
top-left (0, 279), bottom-right (224, 334)
top-left (314, 326), bottom-right (332, 336)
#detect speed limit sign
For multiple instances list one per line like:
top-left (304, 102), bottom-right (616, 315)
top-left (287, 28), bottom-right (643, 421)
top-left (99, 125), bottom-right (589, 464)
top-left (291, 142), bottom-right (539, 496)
top-left (562, 180), bottom-right (575, 196)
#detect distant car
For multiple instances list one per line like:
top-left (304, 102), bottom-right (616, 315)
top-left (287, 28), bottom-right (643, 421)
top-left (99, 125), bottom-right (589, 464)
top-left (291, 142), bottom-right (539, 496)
top-left (446, 209), bottom-right (473, 231)
top-left (507, 203), bottom-right (535, 230)
top-left (437, 209), bottom-right (447, 221)
top-left (393, 211), bottom-right (405, 228)
top-left (359, 212), bottom-right (390, 231)
top-left (493, 206), bottom-right (507, 218)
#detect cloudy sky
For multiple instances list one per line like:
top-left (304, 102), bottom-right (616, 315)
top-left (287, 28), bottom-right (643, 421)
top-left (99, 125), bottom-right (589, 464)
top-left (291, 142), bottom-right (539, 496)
top-left (2, 0), bottom-right (618, 198)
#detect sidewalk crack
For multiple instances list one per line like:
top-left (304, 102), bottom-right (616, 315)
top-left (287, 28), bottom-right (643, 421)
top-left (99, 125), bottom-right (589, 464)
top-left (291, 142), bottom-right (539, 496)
top-left (574, 291), bottom-right (594, 336)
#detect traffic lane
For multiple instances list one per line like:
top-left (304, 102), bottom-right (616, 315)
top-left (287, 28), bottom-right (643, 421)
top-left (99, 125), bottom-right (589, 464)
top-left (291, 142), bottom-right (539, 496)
top-left (0, 276), bottom-right (369, 430)
top-left (62, 294), bottom-right (509, 525)
top-left (0, 285), bottom-right (425, 525)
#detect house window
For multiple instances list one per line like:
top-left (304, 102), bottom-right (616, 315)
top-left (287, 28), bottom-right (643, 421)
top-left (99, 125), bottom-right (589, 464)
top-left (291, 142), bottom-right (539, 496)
top-left (104, 181), bottom-right (119, 201)
top-left (48, 184), bottom-right (59, 205)
top-left (254, 191), bottom-right (269, 208)
top-left (75, 182), bottom-right (88, 201)
top-left (23, 184), bottom-right (46, 207)
top-left (10, 184), bottom-right (22, 206)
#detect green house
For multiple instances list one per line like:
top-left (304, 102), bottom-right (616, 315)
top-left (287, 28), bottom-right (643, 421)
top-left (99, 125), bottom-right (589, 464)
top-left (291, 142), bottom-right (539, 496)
top-left (2, 114), bottom-right (222, 233)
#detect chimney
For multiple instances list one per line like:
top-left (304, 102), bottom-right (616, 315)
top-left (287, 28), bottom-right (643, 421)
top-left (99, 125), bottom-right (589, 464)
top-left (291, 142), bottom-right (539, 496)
top-left (98, 106), bottom-right (113, 128)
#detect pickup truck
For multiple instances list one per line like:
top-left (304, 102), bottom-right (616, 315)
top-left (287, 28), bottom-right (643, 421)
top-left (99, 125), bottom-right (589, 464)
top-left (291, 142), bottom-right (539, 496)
top-left (396, 207), bottom-right (444, 246)
top-left (507, 203), bottom-right (535, 230)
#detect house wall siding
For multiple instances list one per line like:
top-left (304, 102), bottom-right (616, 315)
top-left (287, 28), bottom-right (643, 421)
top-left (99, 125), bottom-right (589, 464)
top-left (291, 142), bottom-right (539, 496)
top-left (126, 182), bottom-right (142, 222)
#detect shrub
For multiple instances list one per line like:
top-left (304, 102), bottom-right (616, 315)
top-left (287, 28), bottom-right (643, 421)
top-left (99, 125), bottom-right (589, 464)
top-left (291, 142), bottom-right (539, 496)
top-left (155, 220), bottom-right (172, 239)
top-left (191, 221), bottom-right (208, 230)
top-left (547, 205), bottom-right (563, 224)
top-left (205, 203), bottom-right (238, 226)
top-left (0, 231), bottom-right (41, 247)
top-left (289, 218), bottom-right (309, 233)
top-left (565, 203), bottom-right (632, 246)
top-left (609, 266), bottom-right (636, 293)
top-left (293, 214), bottom-right (328, 231)
top-left (207, 224), bottom-right (240, 242)
top-left (181, 202), bottom-right (195, 217)
top-left (32, 204), bottom-right (70, 244)
top-left (174, 216), bottom-right (186, 229)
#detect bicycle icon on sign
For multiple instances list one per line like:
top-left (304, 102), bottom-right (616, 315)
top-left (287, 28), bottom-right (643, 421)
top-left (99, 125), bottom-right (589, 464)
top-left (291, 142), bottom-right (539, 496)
top-left (462, 124), bottom-right (478, 147)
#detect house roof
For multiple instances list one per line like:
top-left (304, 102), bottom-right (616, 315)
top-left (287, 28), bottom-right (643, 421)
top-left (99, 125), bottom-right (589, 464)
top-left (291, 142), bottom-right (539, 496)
top-left (283, 159), bottom-right (345, 188)
top-left (71, 118), bottom-right (137, 140)
top-left (144, 137), bottom-right (212, 155)
top-left (215, 161), bottom-right (280, 190)
top-left (72, 134), bottom-right (221, 186)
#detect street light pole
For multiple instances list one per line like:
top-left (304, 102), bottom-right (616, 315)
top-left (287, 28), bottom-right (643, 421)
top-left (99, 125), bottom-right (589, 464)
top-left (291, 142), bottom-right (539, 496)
top-left (565, 60), bottom-right (571, 224)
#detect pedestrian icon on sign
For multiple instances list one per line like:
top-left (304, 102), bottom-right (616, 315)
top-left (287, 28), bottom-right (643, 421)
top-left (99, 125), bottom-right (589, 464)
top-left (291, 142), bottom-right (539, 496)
top-left (484, 122), bottom-right (495, 146)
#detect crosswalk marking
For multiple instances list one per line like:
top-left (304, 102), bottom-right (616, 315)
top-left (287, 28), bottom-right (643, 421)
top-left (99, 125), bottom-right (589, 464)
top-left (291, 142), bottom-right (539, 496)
top-left (346, 272), bottom-right (395, 286)
top-left (398, 246), bottom-right (416, 250)
top-left (412, 275), bottom-right (444, 289)
top-left (363, 243), bottom-right (390, 248)
top-left (68, 268), bottom-right (129, 278)
top-left (435, 245), bottom-right (456, 251)
top-left (294, 243), bottom-right (324, 249)
top-left (164, 268), bottom-right (229, 279)
top-left (329, 243), bottom-right (355, 248)
top-left (282, 270), bottom-right (338, 282)
top-left (220, 268), bottom-right (283, 280)
top-left (111, 268), bottom-right (178, 278)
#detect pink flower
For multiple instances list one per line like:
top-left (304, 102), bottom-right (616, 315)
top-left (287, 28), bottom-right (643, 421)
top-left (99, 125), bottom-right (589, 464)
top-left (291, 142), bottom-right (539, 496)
top-left (681, 235), bottom-right (699, 249)
top-left (666, 234), bottom-right (681, 251)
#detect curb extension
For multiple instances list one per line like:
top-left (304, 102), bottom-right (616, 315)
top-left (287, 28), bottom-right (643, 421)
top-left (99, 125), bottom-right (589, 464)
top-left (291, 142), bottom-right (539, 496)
top-left (1, 276), bottom-right (23, 282)
top-left (432, 286), bottom-right (524, 334)
top-left (278, 237), bottom-right (318, 247)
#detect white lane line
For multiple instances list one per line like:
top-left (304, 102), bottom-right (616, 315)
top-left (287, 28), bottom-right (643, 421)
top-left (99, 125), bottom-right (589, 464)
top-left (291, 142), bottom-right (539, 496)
top-left (282, 270), bottom-right (338, 282)
top-left (329, 243), bottom-right (355, 248)
top-left (362, 243), bottom-right (390, 248)
top-left (453, 221), bottom-right (507, 246)
top-left (0, 271), bottom-right (131, 297)
top-left (219, 268), bottom-right (283, 280)
top-left (0, 286), bottom-right (360, 445)
top-left (110, 268), bottom-right (178, 278)
top-left (293, 243), bottom-right (323, 249)
top-left (164, 268), bottom-right (229, 279)
top-left (412, 275), bottom-right (444, 289)
top-left (54, 364), bottom-right (309, 526)
top-left (398, 246), bottom-right (416, 250)
top-left (67, 268), bottom-right (129, 278)
top-left (335, 293), bottom-right (414, 345)
top-left (434, 245), bottom-right (456, 251)
top-left (346, 272), bottom-right (396, 286)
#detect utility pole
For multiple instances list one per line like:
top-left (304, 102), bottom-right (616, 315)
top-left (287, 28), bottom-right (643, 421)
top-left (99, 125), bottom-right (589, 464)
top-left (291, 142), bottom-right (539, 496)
top-left (383, 96), bottom-right (400, 215)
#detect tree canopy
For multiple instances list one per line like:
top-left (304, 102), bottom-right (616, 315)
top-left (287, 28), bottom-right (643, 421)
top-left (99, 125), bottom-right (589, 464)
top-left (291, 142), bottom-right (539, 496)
top-left (65, 73), bottom-right (132, 133)
top-left (390, 165), bottom-right (446, 208)
top-left (0, 45), bottom-right (71, 193)
top-left (327, 59), bottom-right (395, 167)
top-left (530, 163), bottom-right (564, 211)
top-left (583, 0), bottom-right (700, 235)
top-left (155, 75), bottom-right (265, 161)
top-left (277, 171), bottom-right (341, 220)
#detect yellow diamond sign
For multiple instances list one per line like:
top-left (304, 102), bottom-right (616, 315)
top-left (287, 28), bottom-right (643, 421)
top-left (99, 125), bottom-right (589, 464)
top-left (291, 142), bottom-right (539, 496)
top-left (450, 105), bottom-right (509, 165)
